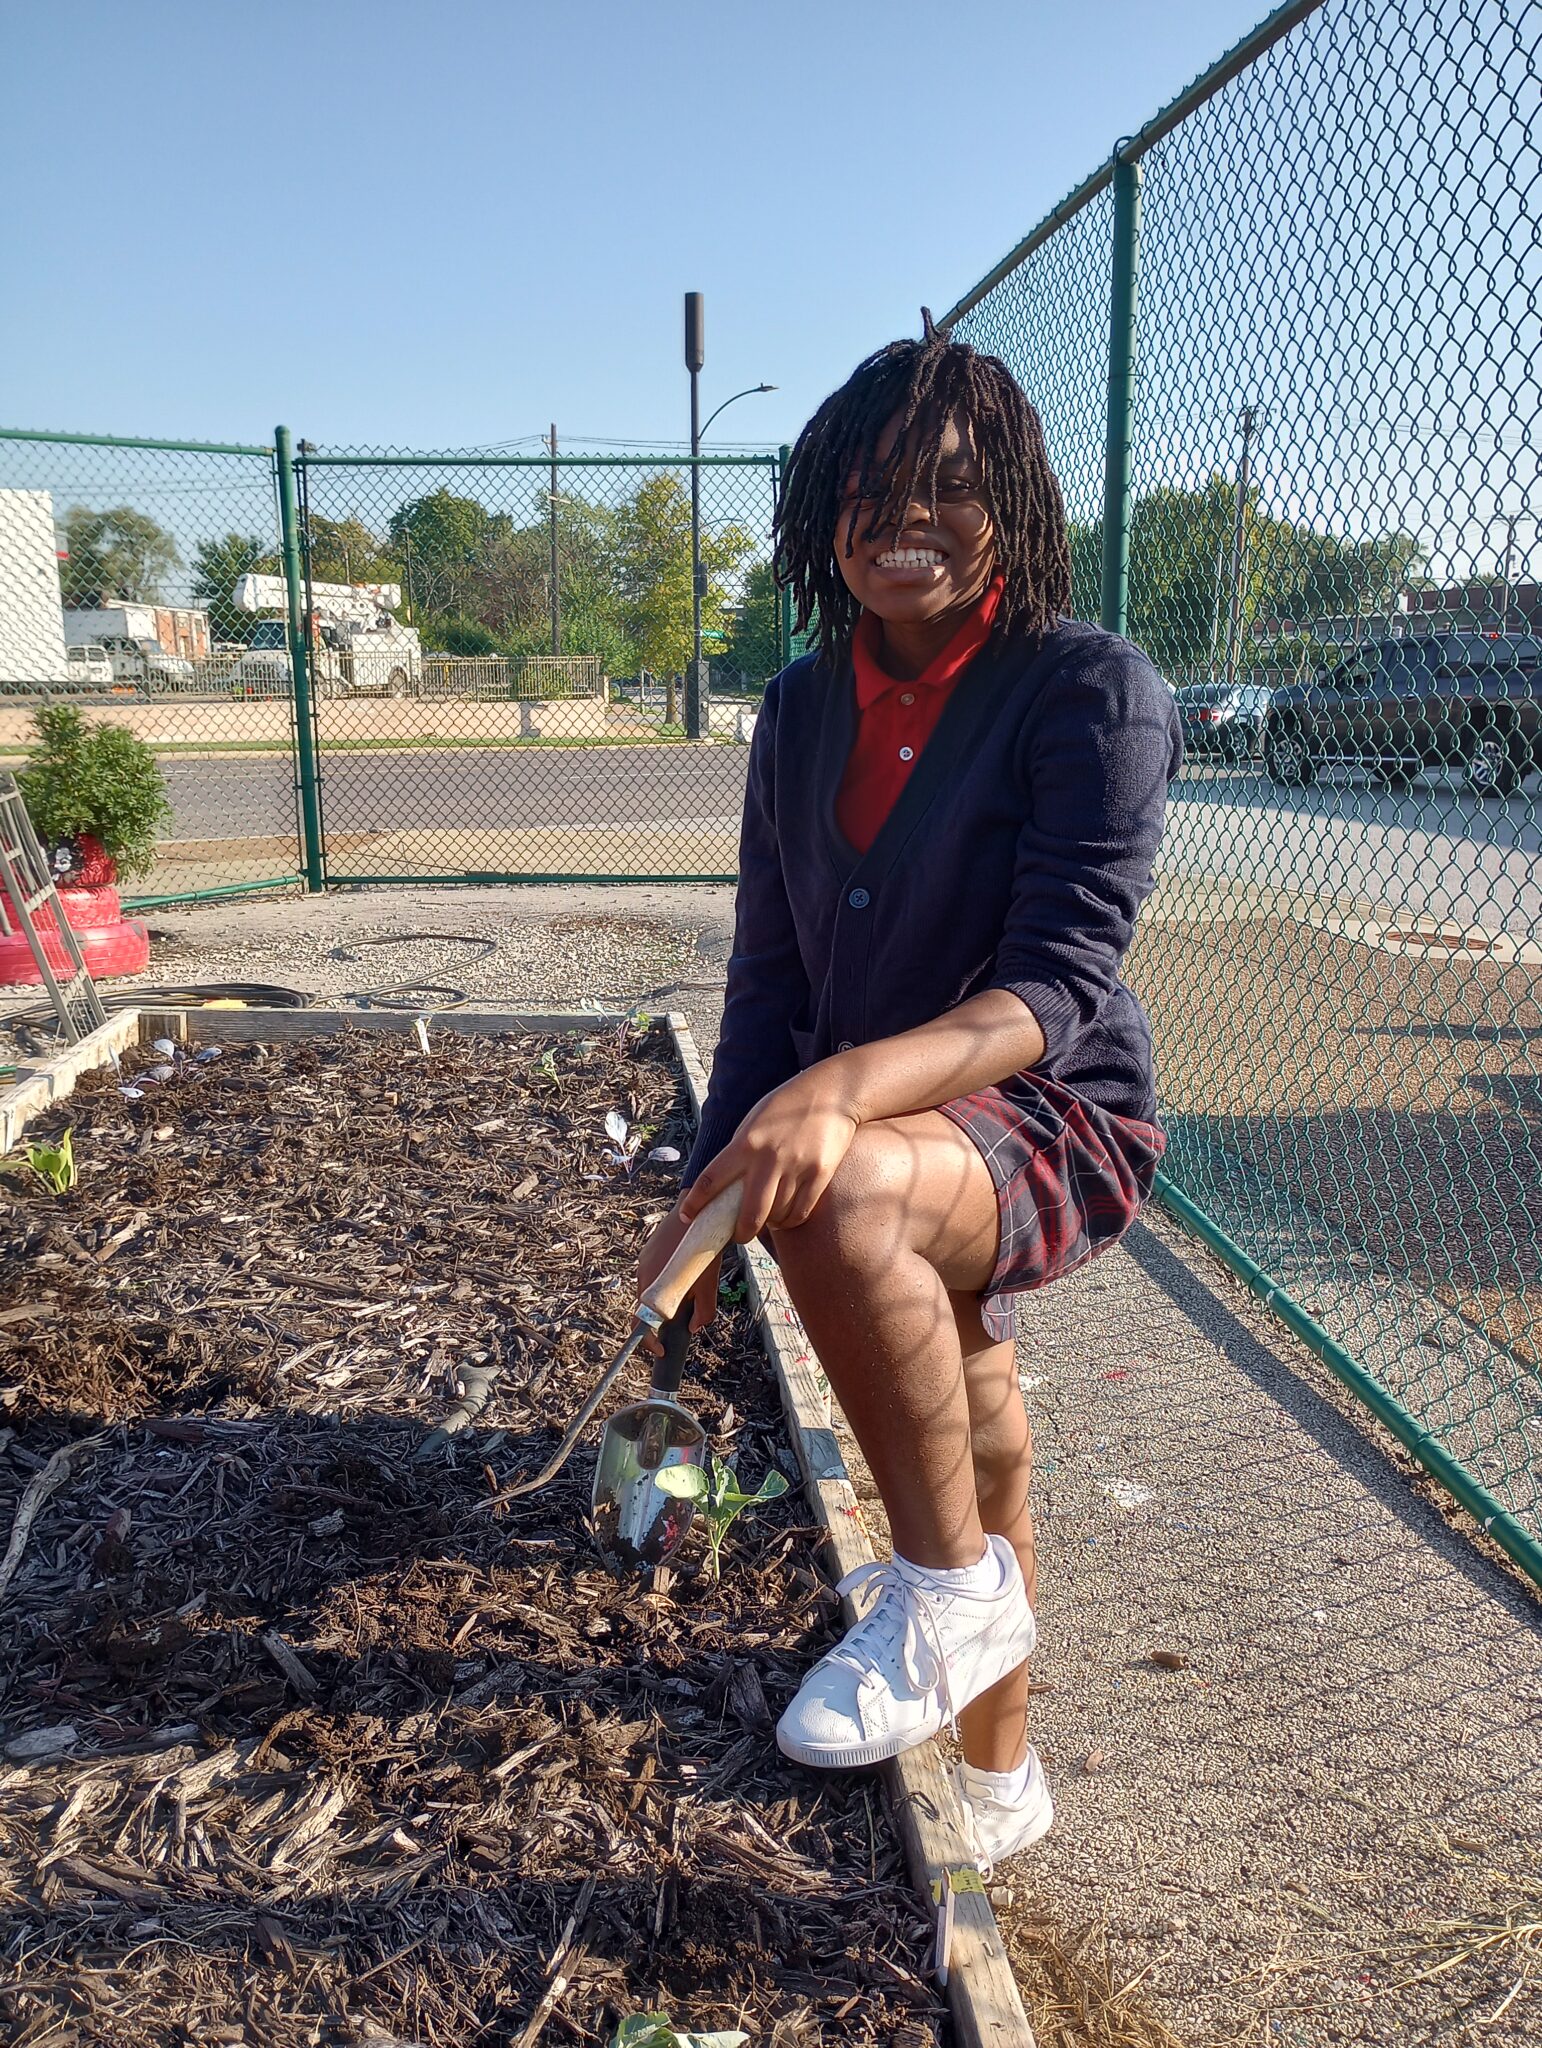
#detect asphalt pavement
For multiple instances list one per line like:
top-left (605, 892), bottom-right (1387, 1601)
top-left (159, 749), bottom-right (1542, 936)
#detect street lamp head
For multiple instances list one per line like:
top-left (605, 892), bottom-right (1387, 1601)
top-left (757, 383), bottom-right (777, 392)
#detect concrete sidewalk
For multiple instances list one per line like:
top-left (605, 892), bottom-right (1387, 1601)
top-left (987, 1211), bottom-right (1542, 2046)
top-left (10, 883), bottom-right (1538, 2046)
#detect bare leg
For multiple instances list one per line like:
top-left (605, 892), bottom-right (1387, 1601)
top-left (952, 1290), bottom-right (1035, 1772)
top-left (770, 1112), bottom-right (1001, 1573)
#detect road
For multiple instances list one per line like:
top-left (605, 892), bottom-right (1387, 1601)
top-left (158, 749), bottom-right (1542, 932)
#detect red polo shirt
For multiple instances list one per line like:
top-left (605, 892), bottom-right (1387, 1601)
top-left (835, 576), bottom-right (1005, 854)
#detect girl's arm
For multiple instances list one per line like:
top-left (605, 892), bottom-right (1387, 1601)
top-left (681, 671), bottom-right (812, 1187)
top-left (683, 646), bottom-right (1178, 1242)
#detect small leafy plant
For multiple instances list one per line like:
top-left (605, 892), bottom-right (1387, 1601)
top-left (656, 1454), bottom-right (789, 1581)
top-left (609, 2015), bottom-right (747, 2048)
top-left (16, 704), bottom-right (170, 880)
top-left (24, 1128), bottom-right (76, 1195)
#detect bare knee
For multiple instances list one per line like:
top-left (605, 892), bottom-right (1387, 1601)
top-left (772, 1120), bottom-right (916, 1270)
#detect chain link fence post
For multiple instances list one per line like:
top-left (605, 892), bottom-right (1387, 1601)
top-left (1099, 153), bottom-right (1141, 636)
top-left (777, 445), bottom-right (793, 670)
top-left (274, 426), bottom-right (325, 891)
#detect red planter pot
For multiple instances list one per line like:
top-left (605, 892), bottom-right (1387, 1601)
top-left (0, 840), bottom-right (149, 987)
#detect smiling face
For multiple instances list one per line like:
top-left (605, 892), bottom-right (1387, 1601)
top-left (832, 406), bottom-right (997, 631)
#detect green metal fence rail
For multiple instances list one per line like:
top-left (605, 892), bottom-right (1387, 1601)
top-left (945, 0), bottom-right (1542, 1588)
top-left (0, 430), bottom-right (780, 899)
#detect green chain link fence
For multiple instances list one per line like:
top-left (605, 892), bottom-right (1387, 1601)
top-left (0, 431), bottom-right (779, 898)
top-left (948, 0), bottom-right (1542, 1586)
top-left (0, 428), bottom-right (304, 907)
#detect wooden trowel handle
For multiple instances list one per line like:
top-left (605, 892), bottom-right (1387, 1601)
top-left (640, 1182), bottom-right (745, 1323)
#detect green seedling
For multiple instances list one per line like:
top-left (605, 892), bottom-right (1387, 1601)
top-left (609, 2015), bottom-right (747, 2048)
top-left (24, 1128), bottom-right (76, 1195)
top-left (656, 1454), bottom-right (789, 1582)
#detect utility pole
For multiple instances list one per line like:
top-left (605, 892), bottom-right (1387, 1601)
top-left (1208, 489), bottom-right (1229, 681)
top-left (1223, 404), bottom-right (1258, 692)
top-left (685, 292), bottom-right (705, 740)
top-left (548, 423), bottom-right (560, 658)
top-left (1502, 510), bottom-right (1519, 633)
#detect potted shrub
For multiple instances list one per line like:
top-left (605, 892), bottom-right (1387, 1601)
top-left (15, 704), bottom-right (170, 887)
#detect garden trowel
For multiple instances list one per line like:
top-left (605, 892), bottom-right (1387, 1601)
top-left (481, 1182), bottom-right (743, 1567)
top-left (590, 1306), bottom-right (707, 1567)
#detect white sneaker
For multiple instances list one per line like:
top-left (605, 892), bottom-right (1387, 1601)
top-left (775, 1536), bottom-right (1036, 1768)
top-left (956, 1748), bottom-right (1054, 1877)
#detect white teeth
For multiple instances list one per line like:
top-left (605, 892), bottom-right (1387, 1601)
top-left (877, 548), bottom-right (944, 568)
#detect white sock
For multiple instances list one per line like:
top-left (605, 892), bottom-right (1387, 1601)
top-left (899, 1541), bottom-right (1002, 1596)
top-left (963, 1749), bottom-right (1037, 1806)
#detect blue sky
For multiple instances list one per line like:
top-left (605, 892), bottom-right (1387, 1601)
top-left (3, 0), bottom-right (1271, 452)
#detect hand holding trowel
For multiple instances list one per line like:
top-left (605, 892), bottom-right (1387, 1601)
top-left (480, 1182), bottom-right (744, 1568)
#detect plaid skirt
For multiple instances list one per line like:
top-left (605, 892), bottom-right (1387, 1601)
top-left (937, 1072), bottom-right (1166, 1342)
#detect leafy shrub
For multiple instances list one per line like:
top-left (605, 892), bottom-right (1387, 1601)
top-left (16, 705), bottom-right (171, 880)
top-left (428, 615), bottom-right (502, 656)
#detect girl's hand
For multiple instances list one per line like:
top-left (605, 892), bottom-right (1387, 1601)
top-left (680, 1065), bottom-right (860, 1243)
top-left (636, 1204), bottom-right (723, 1346)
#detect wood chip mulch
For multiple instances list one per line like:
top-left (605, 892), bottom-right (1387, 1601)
top-left (0, 1023), bottom-right (941, 2047)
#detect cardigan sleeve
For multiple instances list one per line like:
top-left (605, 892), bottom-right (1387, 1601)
top-left (684, 673), bottom-right (810, 1186)
top-left (986, 642), bottom-right (1179, 1065)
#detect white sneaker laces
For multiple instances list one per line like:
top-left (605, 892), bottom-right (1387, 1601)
top-left (832, 1558), bottom-right (988, 1730)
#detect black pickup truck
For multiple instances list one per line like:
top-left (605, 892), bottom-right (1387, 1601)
top-left (1262, 633), bottom-right (1542, 796)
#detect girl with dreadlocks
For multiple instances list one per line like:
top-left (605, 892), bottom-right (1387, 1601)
top-left (638, 318), bottom-right (1180, 1873)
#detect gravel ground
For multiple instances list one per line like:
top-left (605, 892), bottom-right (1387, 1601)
top-left (5, 883), bottom-right (1540, 2046)
top-left (0, 883), bottom-right (739, 1042)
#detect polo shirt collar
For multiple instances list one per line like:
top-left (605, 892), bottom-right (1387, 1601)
top-left (851, 574), bottom-right (1005, 710)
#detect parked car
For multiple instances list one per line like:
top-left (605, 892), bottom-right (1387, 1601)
top-left (1262, 634), bottom-right (1542, 797)
top-left (1175, 680), bottom-right (1272, 759)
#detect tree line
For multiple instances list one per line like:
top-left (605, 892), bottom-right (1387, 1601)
top-left (57, 475), bottom-right (778, 684)
top-left (57, 476), bottom-right (1428, 686)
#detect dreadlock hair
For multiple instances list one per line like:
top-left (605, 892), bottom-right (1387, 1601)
top-left (774, 311), bottom-right (1072, 672)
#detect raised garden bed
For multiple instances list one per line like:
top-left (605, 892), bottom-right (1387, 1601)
top-left (0, 1019), bottom-right (955, 2047)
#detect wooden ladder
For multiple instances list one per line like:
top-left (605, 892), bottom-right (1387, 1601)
top-left (0, 772), bottom-right (109, 1044)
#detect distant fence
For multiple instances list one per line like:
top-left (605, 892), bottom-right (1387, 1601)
top-left (418, 654), bottom-right (603, 701)
top-left (944, 0), bottom-right (1542, 1584)
top-left (0, 432), bottom-right (783, 898)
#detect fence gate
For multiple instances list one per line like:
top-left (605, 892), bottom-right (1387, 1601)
top-left (292, 447), bottom-right (780, 886)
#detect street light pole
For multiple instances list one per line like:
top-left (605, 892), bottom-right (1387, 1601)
top-left (685, 294), bottom-right (705, 740)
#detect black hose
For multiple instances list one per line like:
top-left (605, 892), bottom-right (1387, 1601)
top-left (327, 933), bottom-right (498, 965)
top-left (2, 982), bottom-right (314, 1035)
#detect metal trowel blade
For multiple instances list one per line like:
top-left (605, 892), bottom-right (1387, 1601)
top-left (592, 1395), bottom-right (707, 1568)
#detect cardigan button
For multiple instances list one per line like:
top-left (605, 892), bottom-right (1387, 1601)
top-left (837, 1040), bottom-right (854, 1052)
top-left (847, 887), bottom-right (870, 909)
top-left (898, 746), bottom-right (914, 762)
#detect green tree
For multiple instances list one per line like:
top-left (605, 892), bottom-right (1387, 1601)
top-left (305, 514), bottom-right (398, 590)
top-left (59, 505), bottom-right (181, 606)
top-left (722, 560), bottom-right (781, 686)
top-left (1074, 481), bottom-right (1424, 674)
top-left (612, 473), bottom-right (755, 677)
top-left (386, 490), bottom-right (508, 623)
top-left (190, 531), bottom-right (278, 642)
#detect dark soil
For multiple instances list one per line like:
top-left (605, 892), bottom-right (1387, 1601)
top-left (0, 1023), bottom-right (942, 2047)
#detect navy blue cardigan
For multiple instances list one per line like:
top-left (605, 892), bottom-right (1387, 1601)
top-left (685, 618), bottom-right (1182, 1185)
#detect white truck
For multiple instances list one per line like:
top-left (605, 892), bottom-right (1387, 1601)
top-left (62, 605), bottom-right (201, 692)
top-left (231, 573), bottom-right (423, 698)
